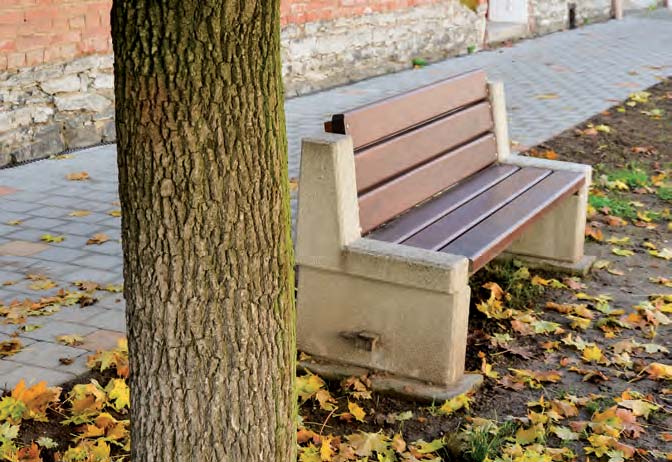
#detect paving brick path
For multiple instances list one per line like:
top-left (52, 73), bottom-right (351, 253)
top-left (1, 9), bottom-right (671, 387)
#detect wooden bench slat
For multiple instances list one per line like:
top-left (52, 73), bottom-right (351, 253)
top-left (332, 70), bottom-right (488, 150)
top-left (358, 134), bottom-right (497, 234)
top-left (402, 167), bottom-right (551, 250)
top-left (368, 164), bottom-right (519, 243)
top-left (355, 102), bottom-right (494, 192)
top-left (440, 170), bottom-right (586, 272)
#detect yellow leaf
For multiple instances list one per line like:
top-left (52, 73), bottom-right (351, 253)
top-left (582, 345), bottom-right (604, 363)
top-left (56, 335), bottom-right (84, 346)
top-left (611, 247), bottom-right (634, 257)
top-left (348, 401), bottom-right (366, 422)
top-left (108, 210), bottom-right (122, 217)
top-left (40, 234), bottom-right (65, 243)
top-left (536, 93), bottom-right (559, 100)
top-left (105, 378), bottom-right (130, 412)
top-left (607, 236), bottom-right (630, 245)
top-left (66, 171), bottom-right (90, 181)
top-left (438, 393), bottom-right (471, 415)
top-left (646, 362), bottom-right (672, 380)
top-left (69, 210), bottom-right (91, 217)
top-left (649, 248), bottom-right (672, 260)
top-left (320, 436), bottom-right (333, 461)
top-left (86, 233), bottom-right (110, 245)
top-left (0, 339), bottom-right (23, 358)
top-left (7, 219), bottom-right (22, 225)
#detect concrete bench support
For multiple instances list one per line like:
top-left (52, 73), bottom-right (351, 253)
top-left (296, 135), bottom-right (475, 391)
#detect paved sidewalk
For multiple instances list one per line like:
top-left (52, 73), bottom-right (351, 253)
top-left (1, 9), bottom-right (672, 388)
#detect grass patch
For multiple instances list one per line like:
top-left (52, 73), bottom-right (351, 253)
top-left (461, 421), bottom-right (516, 462)
top-left (471, 260), bottom-right (544, 311)
top-left (588, 194), bottom-right (637, 219)
top-left (657, 186), bottom-right (672, 202)
top-left (606, 166), bottom-right (650, 189)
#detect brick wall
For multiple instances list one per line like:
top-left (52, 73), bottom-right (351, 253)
top-left (0, 0), bottom-right (111, 72)
top-left (280, 0), bottom-right (443, 25)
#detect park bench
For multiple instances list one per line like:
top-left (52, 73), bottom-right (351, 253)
top-left (295, 69), bottom-right (592, 397)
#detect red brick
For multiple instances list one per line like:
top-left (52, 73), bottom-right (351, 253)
top-left (25, 47), bottom-right (44, 65)
top-left (68, 14), bottom-right (85, 29)
top-left (7, 52), bottom-right (25, 69)
top-left (0, 38), bottom-right (16, 52)
top-left (0, 10), bottom-right (25, 25)
top-left (0, 55), bottom-right (7, 71)
top-left (0, 25), bottom-right (18, 39)
top-left (24, 7), bottom-right (55, 28)
top-left (15, 33), bottom-right (51, 50)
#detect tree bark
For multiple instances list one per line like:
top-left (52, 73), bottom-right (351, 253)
top-left (111, 2), bottom-right (295, 461)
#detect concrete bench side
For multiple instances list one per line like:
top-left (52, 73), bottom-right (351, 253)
top-left (295, 134), bottom-right (472, 386)
top-left (489, 79), bottom-right (593, 268)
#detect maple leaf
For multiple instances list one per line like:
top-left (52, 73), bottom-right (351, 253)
top-left (57, 334), bottom-right (84, 346)
top-left (551, 425), bottom-right (580, 441)
top-left (438, 393), bottom-right (471, 415)
top-left (612, 247), bottom-right (634, 257)
top-left (105, 378), bottom-right (130, 412)
top-left (28, 279), bottom-right (56, 291)
top-left (296, 373), bottom-right (325, 403)
top-left (66, 381), bottom-right (108, 421)
top-left (515, 423), bottom-right (545, 445)
top-left (66, 171), bottom-right (90, 181)
top-left (645, 362), bottom-right (672, 380)
top-left (87, 338), bottom-right (129, 378)
top-left (86, 233), bottom-right (109, 245)
top-left (582, 345), bottom-right (606, 363)
top-left (649, 248), bottom-right (672, 260)
top-left (319, 436), bottom-right (333, 461)
top-left (314, 390), bottom-right (336, 411)
top-left (15, 442), bottom-right (41, 462)
top-left (617, 399), bottom-right (659, 419)
top-left (341, 376), bottom-right (372, 400)
top-left (40, 234), bottom-right (65, 243)
top-left (0, 339), bottom-right (22, 357)
top-left (346, 432), bottom-right (391, 458)
top-left (10, 380), bottom-right (61, 422)
top-left (348, 401), bottom-right (366, 422)
top-left (391, 433), bottom-right (406, 453)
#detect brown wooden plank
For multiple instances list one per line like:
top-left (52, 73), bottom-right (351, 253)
top-left (354, 102), bottom-right (494, 192)
top-left (358, 134), bottom-right (497, 234)
top-left (440, 171), bottom-right (586, 272)
top-left (331, 70), bottom-right (488, 150)
top-left (402, 167), bottom-right (551, 250)
top-left (368, 164), bottom-right (519, 242)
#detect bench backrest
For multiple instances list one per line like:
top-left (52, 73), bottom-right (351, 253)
top-left (325, 70), bottom-right (497, 234)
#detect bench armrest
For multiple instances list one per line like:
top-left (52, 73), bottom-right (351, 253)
top-left (502, 155), bottom-right (592, 184)
top-left (343, 238), bottom-right (469, 294)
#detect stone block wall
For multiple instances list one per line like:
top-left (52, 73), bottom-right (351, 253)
top-left (0, 54), bottom-right (114, 167)
top-left (282, 1), bottom-right (486, 95)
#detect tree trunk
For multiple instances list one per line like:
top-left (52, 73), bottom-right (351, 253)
top-left (111, 2), bottom-right (295, 461)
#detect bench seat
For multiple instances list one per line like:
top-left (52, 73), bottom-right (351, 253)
top-left (368, 165), bottom-right (585, 272)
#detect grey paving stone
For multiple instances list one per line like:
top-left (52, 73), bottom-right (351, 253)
top-left (0, 362), bottom-right (76, 390)
top-left (51, 221), bottom-right (106, 237)
top-left (62, 268), bottom-right (122, 284)
top-left (33, 246), bottom-right (89, 263)
top-left (18, 320), bottom-right (98, 343)
top-left (8, 341), bottom-right (89, 374)
top-left (23, 206), bottom-right (72, 219)
top-left (76, 254), bottom-right (123, 271)
top-left (20, 217), bottom-right (69, 231)
top-left (0, 201), bottom-right (41, 214)
top-left (96, 296), bottom-right (125, 311)
top-left (46, 305), bottom-right (109, 324)
top-left (81, 309), bottom-right (126, 332)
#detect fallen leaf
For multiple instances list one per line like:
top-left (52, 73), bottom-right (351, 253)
top-left (86, 233), bottom-right (109, 245)
top-left (56, 335), bottom-right (84, 346)
top-left (0, 339), bottom-right (22, 357)
top-left (66, 172), bottom-right (90, 181)
top-left (40, 234), bottom-right (65, 243)
top-left (69, 210), bottom-right (91, 217)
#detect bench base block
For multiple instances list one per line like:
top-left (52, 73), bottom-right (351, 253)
top-left (300, 357), bottom-right (483, 403)
top-left (496, 253), bottom-right (596, 276)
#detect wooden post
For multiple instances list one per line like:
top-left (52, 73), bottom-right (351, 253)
top-left (613, 0), bottom-right (623, 19)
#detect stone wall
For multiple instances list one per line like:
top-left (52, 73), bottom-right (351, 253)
top-left (0, 54), bottom-right (114, 167)
top-left (283, 1), bottom-right (486, 96)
